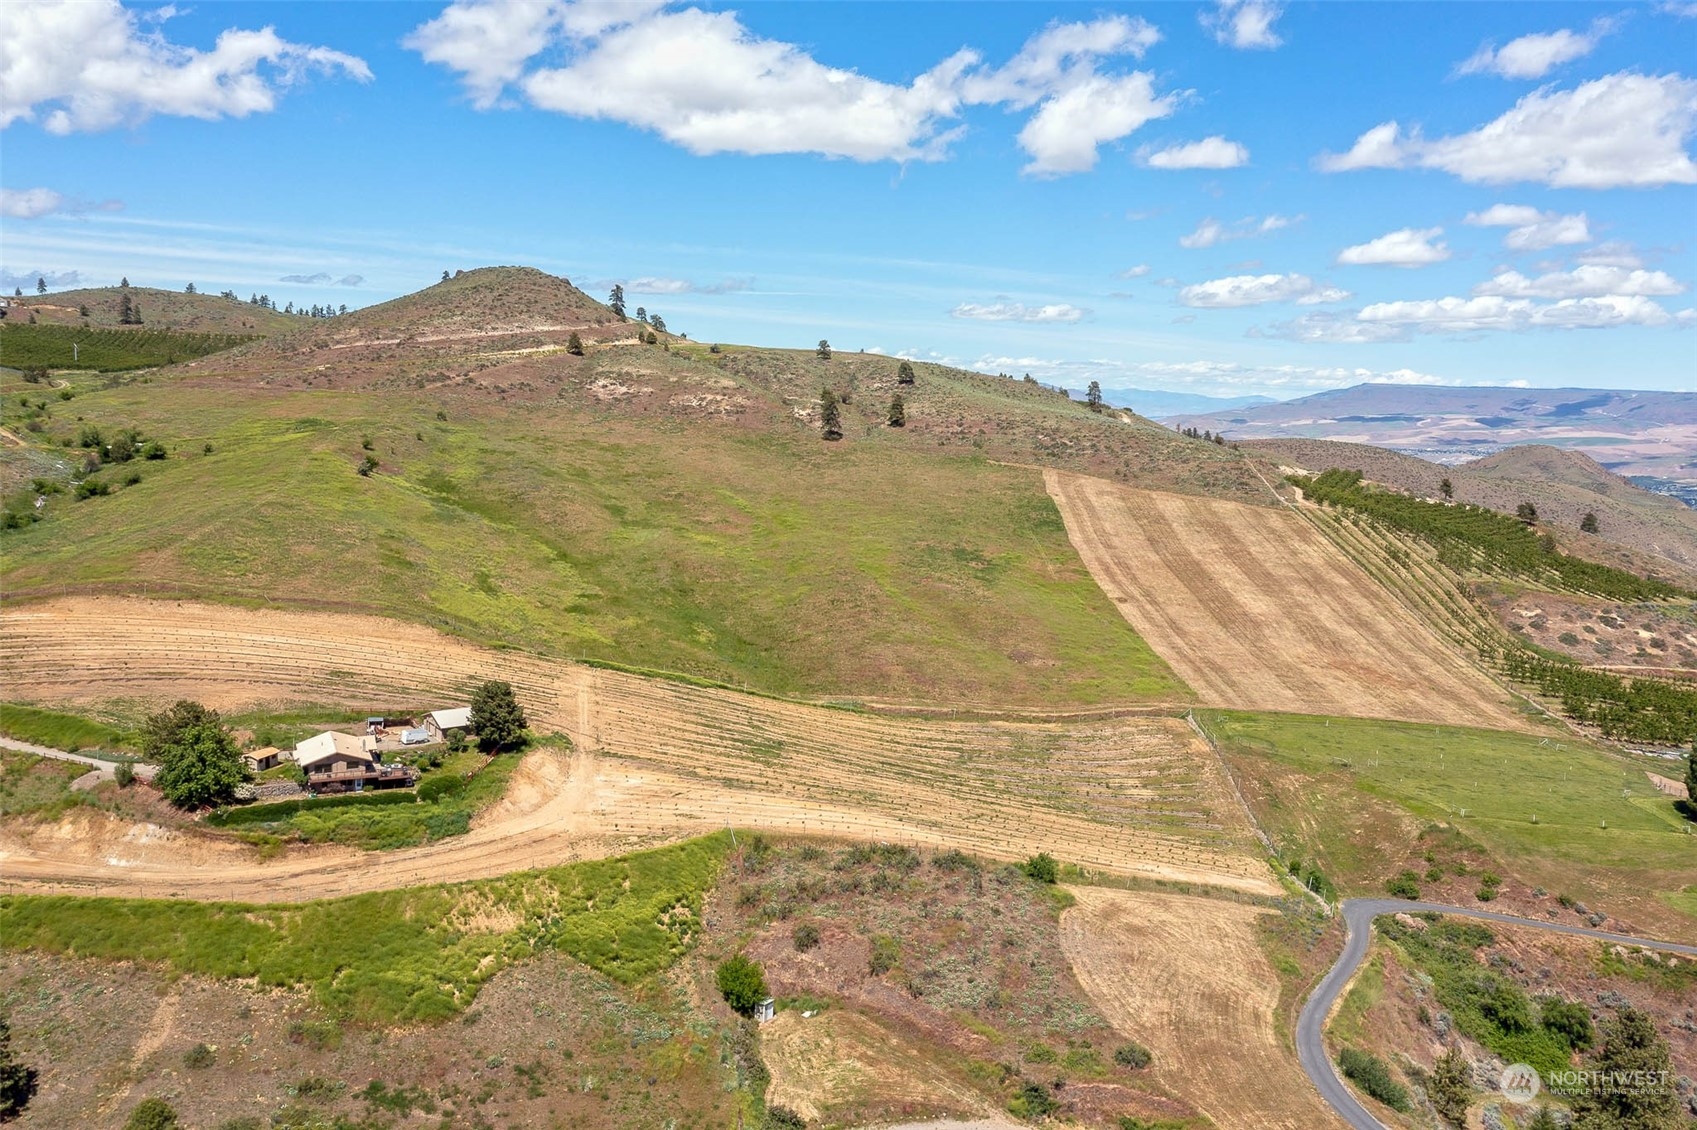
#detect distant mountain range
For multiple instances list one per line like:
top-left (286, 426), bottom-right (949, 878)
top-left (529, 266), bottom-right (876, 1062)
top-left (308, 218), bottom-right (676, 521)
top-left (1105, 388), bottom-right (1278, 417)
top-left (1162, 383), bottom-right (1697, 483)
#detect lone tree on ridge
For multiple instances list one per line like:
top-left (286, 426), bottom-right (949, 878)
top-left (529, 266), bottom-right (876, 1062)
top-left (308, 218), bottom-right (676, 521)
top-left (816, 339), bottom-right (831, 360)
top-left (608, 284), bottom-right (626, 320)
top-left (470, 680), bottom-right (528, 752)
top-left (1086, 380), bottom-right (1103, 412)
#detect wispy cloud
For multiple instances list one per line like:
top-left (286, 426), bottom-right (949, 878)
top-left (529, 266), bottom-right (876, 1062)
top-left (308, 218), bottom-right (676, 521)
top-left (951, 300), bottom-right (1090, 323)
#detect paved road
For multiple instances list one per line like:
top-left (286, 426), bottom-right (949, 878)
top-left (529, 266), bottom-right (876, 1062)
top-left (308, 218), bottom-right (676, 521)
top-left (1297, 898), bottom-right (1697, 1130)
top-left (0, 736), bottom-right (156, 781)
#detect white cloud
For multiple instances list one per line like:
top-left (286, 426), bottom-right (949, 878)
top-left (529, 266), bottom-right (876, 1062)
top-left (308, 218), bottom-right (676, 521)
top-left (1144, 136), bottom-right (1249, 169)
top-left (1576, 240), bottom-right (1644, 269)
top-left (625, 275), bottom-right (751, 295)
top-left (1179, 213), bottom-right (1300, 249)
top-left (1336, 226), bottom-right (1451, 267)
top-left (0, 187), bottom-right (62, 218)
top-left (1358, 293), bottom-right (1678, 332)
top-left (1317, 73), bottom-right (1697, 188)
top-left (1013, 73), bottom-right (1177, 176)
top-left (279, 272), bottom-right (366, 286)
top-left (1179, 273), bottom-right (1349, 308)
top-left (1457, 22), bottom-right (1611, 80)
top-left (411, 5), bottom-right (1177, 174)
top-left (1116, 264), bottom-right (1151, 278)
top-left (1201, 0), bottom-right (1284, 50)
top-left (1463, 204), bottom-right (1591, 250)
top-left (0, 0), bottom-right (371, 134)
top-left (951, 301), bottom-right (1090, 323)
top-left (0, 268), bottom-right (82, 289)
top-left (1473, 265), bottom-right (1686, 299)
top-left (1254, 313), bottom-right (1412, 344)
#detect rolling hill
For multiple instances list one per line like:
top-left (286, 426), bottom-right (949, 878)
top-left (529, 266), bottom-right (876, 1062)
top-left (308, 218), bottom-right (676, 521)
top-left (5, 286), bottom-right (299, 334)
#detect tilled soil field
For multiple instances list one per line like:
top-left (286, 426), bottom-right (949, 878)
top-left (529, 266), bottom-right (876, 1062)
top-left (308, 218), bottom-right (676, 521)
top-left (1, 597), bottom-right (1276, 898)
top-left (1045, 470), bottom-right (1528, 729)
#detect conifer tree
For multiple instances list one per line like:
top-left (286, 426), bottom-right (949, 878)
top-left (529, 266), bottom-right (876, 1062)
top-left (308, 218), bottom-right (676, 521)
top-left (888, 394), bottom-right (905, 427)
top-left (820, 388), bottom-right (843, 440)
top-left (567, 331), bottom-right (584, 356)
top-left (608, 284), bottom-right (626, 320)
top-left (897, 360), bottom-right (915, 385)
top-left (816, 339), bottom-right (832, 360)
top-left (1086, 380), bottom-right (1103, 411)
top-left (1581, 511), bottom-right (1599, 534)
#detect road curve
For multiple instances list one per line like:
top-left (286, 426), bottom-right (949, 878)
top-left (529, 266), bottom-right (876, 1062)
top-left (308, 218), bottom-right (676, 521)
top-left (1297, 898), bottom-right (1697, 1130)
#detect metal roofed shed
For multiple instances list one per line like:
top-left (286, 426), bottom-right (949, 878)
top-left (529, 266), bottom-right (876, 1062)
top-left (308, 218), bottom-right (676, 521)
top-left (425, 707), bottom-right (472, 739)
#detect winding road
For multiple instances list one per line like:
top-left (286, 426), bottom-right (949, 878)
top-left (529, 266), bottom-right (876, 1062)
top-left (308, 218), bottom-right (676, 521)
top-left (1297, 898), bottom-right (1697, 1130)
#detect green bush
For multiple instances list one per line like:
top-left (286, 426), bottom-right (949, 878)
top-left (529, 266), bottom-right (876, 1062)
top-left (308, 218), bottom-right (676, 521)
top-left (206, 790), bottom-right (416, 826)
top-left (183, 1042), bottom-right (215, 1068)
top-left (868, 934), bottom-right (900, 976)
top-left (765, 1107), bottom-right (807, 1129)
top-left (124, 1097), bottom-right (180, 1130)
top-left (1114, 1041), bottom-right (1153, 1069)
top-left (1020, 852), bottom-right (1059, 883)
top-left (1007, 1080), bottom-right (1058, 1118)
top-left (417, 773), bottom-right (467, 803)
top-left (716, 954), bottom-right (767, 1015)
top-left (1337, 1048), bottom-right (1410, 1111)
top-left (792, 923), bottom-right (820, 952)
top-left (1539, 997), bottom-right (1594, 1051)
top-left (1384, 870), bottom-right (1422, 899)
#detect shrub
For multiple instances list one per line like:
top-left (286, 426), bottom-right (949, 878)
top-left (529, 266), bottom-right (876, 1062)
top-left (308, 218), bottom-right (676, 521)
top-left (792, 923), bottom-right (820, 952)
top-left (1384, 870), bottom-right (1422, 899)
top-left (0, 1016), bottom-right (39, 1120)
top-left (74, 478), bottom-right (109, 499)
top-left (417, 773), bottom-right (467, 803)
top-left (765, 1107), bottom-right (807, 1129)
top-left (868, 934), bottom-right (900, 976)
top-left (183, 1042), bottom-right (215, 1068)
top-left (1007, 1080), bottom-right (1057, 1118)
top-left (124, 1097), bottom-right (180, 1130)
top-left (1539, 997), bottom-right (1594, 1051)
top-left (1021, 852), bottom-right (1059, 883)
top-left (716, 954), bottom-right (767, 1016)
top-left (1337, 1048), bottom-right (1410, 1111)
top-left (566, 332), bottom-right (584, 356)
top-left (286, 1019), bottom-right (342, 1051)
top-left (1114, 1041), bottom-right (1153, 1069)
top-left (114, 760), bottom-right (136, 788)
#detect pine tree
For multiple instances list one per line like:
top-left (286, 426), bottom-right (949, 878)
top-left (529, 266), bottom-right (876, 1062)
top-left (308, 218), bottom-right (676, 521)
top-left (820, 388), bottom-right (843, 440)
top-left (1580, 511), bottom-right (1599, 534)
top-left (36, 277), bottom-right (46, 294)
top-left (184, 282), bottom-right (196, 294)
top-left (1570, 1007), bottom-right (1680, 1128)
top-left (567, 331), bottom-right (584, 356)
top-left (118, 292), bottom-right (135, 325)
top-left (608, 284), bottom-right (626, 320)
top-left (888, 394), bottom-right (905, 427)
top-left (650, 314), bottom-right (666, 334)
top-left (1439, 477), bottom-right (1453, 500)
top-left (897, 360), bottom-right (915, 385)
top-left (1428, 1047), bottom-right (1472, 1126)
top-left (442, 270), bottom-right (451, 282)
top-left (1086, 381), bottom-right (1103, 412)
top-left (1516, 501), bottom-right (1538, 523)
top-left (120, 277), bottom-right (129, 287)
top-left (635, 306), bottom-right (648, 324)
top-left (816, 339), bottom-right (832, 360)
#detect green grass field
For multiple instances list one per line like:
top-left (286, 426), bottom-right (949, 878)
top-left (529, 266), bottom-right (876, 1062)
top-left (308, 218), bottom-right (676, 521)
top-left (0, 324), bottom-right (256, 371)
top-left (0, 702), bottom-right (131, 752)
top-left (0, 373), bottom-right (1185, 707)
top-left (0, 832), bottom-right (730, 1024)
top-left (1204, 710), bottom-right (1696, 922)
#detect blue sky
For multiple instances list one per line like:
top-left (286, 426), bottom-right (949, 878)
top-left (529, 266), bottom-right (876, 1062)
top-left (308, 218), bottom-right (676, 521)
top-left (2, 0), bottom-right (1694, 399)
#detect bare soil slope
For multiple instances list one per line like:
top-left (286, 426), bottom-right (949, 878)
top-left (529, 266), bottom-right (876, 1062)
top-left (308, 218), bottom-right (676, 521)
top-left (0, 597), bottom-right (1275, 898)
top-left (1060, 886), bottom-right (1345, 1130)
top-left (1045, 470), bottom-right (1527, 728)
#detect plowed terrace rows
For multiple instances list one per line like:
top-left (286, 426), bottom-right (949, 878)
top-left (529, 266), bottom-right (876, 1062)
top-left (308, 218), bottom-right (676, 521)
top-left (1045, 471), bottom-right (1526, 730)
top-left (1, 598), bottom-right (1276, 898)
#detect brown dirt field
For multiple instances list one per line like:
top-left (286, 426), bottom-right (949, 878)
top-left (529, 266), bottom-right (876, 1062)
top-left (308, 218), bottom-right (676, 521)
top-left (0, 597), bottom-right (1278, 899)
top-left (1045, 470), bottom-right (1527, 729)
top-left (763, 1009), bottom-right (1002, 1124)
top-left (1058, 886), bottom-right (1347, 1130)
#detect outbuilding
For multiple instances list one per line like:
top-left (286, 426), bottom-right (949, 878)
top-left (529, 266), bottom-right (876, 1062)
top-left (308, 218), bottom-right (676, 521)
top-left (243, 746), bottom-right (282, 773)
top-left (424, 707), bottom-right (472, 741)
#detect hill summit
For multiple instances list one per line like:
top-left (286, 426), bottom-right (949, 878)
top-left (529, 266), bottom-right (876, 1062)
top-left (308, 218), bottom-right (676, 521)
top-left (309, 266), bottom-right (614, 343)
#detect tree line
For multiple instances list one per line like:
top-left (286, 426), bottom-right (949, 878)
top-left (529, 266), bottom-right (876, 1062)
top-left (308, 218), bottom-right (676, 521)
top-left (1498, 647), bottom-right (1697, 744)
top-left (1291, 469), bottom-right (1691, 602)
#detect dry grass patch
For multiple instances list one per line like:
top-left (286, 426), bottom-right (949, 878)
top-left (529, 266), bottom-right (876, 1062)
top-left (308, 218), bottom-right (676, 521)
top-left (1046, 470), bottom-right (1527, 728)
top-left (1059, 886), bottom-right (1346, 1130)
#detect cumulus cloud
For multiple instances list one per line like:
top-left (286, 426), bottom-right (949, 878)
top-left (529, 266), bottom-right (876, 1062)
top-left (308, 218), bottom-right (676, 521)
top-left (1473, 265), bottom-right (1685, 299)
top-left (951, 301), bottom-right (1090, 323)
top-left (1336, 226), bottom-right (1451, 267)
top-left (1576, 240), bottom-right (1644, 269)
top-left (0, 268), bottom-right (82, 289)
top-left (1463, 204), bottom-right (1591, 250)
top-left (409, 4), bottom-right (1177, 174)
top-left (1358, 293), bottom-right (1680, 332)
top-left (1178, 214), bottom-right (1298, 249)
top-left (1317, 73), bottom-right (1697, 188)
top-left (1178, 273), bottom-right (1350, 308)
top-left (1201, 0), bottom-right (1284, 50)
top-left (0, 0), bottom-right (371, 134)
top-left (1457, 21), bottom-right (1612, 80)
top-left (0, 187), bottom-right (63, 218)
top-left (1143, 136), bottom-right (1249, 169)
top-left (1254, 313), bottom-right (1413, 344)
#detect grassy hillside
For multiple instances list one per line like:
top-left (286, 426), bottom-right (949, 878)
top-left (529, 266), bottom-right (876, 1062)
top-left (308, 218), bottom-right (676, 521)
top-left (0, 366), bottom-right (1185, 707)
top-left (0, 324), bottom-right (256, 372)
top-left (9, 286), bottom-right (298, 334)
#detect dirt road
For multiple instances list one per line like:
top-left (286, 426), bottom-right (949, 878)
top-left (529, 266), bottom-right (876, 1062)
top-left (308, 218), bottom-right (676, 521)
top-left (1, 597), bottom-right (1279, 899)
top-left (1045, 470), bottom-right (1526, 729)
